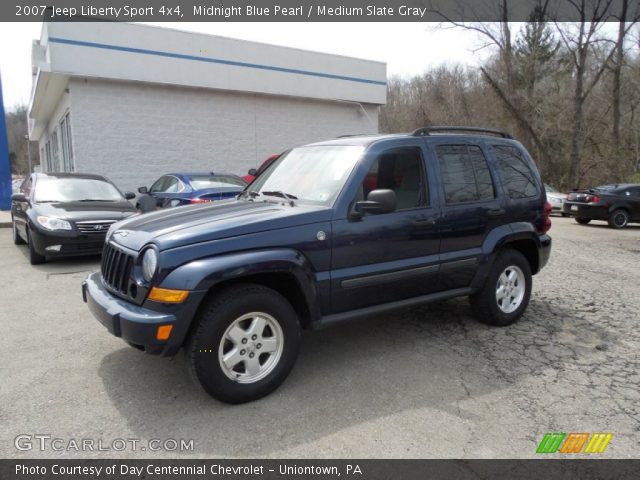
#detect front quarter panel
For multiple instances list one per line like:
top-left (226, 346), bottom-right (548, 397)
top-left (159, 248), bottom-right (323, 322)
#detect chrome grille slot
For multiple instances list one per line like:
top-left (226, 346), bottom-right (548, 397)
top-left (101, 243), bottom-right (135, 295)
top-left (76, 220), bottom-right (116, 234)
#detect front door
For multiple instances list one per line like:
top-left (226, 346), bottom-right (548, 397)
top-left (330, 143), bottom-right (442, 313)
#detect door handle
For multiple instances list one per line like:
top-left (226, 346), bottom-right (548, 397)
top-left (486, 208), bottom-right (505, 217)
top-left (412, 217), bottom-right (437, 227)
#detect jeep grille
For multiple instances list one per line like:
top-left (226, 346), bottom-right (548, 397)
top-left (101, 242), bottom-right (135, 295)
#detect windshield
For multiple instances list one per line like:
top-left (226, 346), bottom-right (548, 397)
top-left (248, 145), bottom-right (364, 205)
top-left (188, 175), bottom-right (246, 190)
top-left (34, 177), bottom-right (124, 203)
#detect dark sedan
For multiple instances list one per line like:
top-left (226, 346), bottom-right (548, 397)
top-left (562, 183), bottom-right (640, 228)
top-left (11, 173), bottom-right (138, 264)
top-left (136, 172), bottom-right (247, 211)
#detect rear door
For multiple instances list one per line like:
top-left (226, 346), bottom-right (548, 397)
top-left (431, 141), bottom-right (503, 289)
top-left (330, 142), bottom-right (442, 313)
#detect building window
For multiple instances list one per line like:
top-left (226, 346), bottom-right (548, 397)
top-left (51, 130), bottom-right (60, 172)
top-left (436, 145), bottom-right (495, 204)
top-left (45, 140), bottom-right (52, 172)
top-left (60, 112), bottom-right (74, 172)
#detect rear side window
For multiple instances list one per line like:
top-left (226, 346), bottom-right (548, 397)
top-left (493, 145), bottom-right (538, 199)
top-left (436, 145), bottom-right (495, 204)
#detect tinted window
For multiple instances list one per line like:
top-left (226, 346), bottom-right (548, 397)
top-left (493, 145), bottom-right (538, 199)
top-left (436, 145), bottom-right (494, 204)
top-left (189, 175), bottom-right (246, 190)
top-left (150, 176), bottom-right (169, 193)
top-left (34, 177), bottom-right (124, 203)
top-left (362, 147), bottom-right (428, 210)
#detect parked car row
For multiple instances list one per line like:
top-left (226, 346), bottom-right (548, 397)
top-left (563, 184), bottom-right (640, 228)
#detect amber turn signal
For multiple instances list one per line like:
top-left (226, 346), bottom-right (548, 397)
top-left (156, 325), bottom-right (173, 341)
top-left (148, 287), bottom-right (189, 303)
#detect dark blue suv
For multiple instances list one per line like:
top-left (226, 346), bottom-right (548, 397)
top-left (82, 127), bottom-right (552, 404)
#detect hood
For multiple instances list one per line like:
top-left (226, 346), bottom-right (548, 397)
top-left (108, 199), bottom-right (332, 252)
top-left (33, 200), bottom-right (137, 222)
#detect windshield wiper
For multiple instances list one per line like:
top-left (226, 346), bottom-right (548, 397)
top-left (262, 191), bottom-right (298, 203)
top-left (239, 191), bottom-right (261, 201)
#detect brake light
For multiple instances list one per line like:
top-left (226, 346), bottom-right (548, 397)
top-left (540, 201), bottom-right (552, 233)
top-left (190, 198), bottom-right (212, 204)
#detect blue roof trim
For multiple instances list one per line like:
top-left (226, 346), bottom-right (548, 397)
top-left (48, 37), bottom-right (387, 87)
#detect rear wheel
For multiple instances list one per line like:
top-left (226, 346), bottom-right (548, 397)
top-left (26, 228), bottom-right (46, 265)
top-left (186, 284), bottom-right (301, 404)
top-left (608, 209), bottom-right (629, 229)
top-left (12, 218), bottom-right (25, 245)
top-left (470, 249), bottom-right (532, 327)
top-left (575, 217), bottom-right (591, 225)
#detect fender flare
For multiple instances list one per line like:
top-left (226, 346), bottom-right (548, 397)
top-left (159, 248), bottom-right (321, 321)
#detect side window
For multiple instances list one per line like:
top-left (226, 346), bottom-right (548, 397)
top-left (150, 176), bottom-right (168, 193)
top-left (361, 147), bottom-right (428, 211)
top-left (164, 177), bottom-right (183, 193)
top-left (436, 145), bottom-right (495, 204)
top-left (493, 145), bottom-right (538, 199)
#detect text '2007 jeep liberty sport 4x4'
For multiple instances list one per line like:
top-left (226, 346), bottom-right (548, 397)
top-left (82, 126), bottom-right (552, 403)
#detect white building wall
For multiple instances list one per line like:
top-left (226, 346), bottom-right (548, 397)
top-left (69, 77), bottom-right (378, 192)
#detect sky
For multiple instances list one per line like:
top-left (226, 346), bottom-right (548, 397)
top-left (0, 22), bottom-right (487, 110)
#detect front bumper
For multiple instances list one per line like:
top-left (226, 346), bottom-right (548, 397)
top-left (30, 227), bottom-right (105, 257)
top-left (82, 272), bottom-right (205, 356)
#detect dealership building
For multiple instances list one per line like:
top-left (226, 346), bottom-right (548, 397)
top-left (28, 22), bottom-right (387, 191)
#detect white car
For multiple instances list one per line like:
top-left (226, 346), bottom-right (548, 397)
top-left (545, 184), bottom-right (568, 216)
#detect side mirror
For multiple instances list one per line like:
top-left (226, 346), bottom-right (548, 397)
top-left (124, 191), bottom-right (136, 200)
top-left (354, 189), bottom-right (397, 215)
top-left (248, 168), bottom-right (257, 176)
top-left (11, 193), bottom-right (27, 203)
top-left (138, 186), bottom-right (148, 194)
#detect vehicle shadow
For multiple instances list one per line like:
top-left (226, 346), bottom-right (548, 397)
top-left (14, 244), bottom-right (100, 273)
top-left (97, 294), bottom-right (619, 457)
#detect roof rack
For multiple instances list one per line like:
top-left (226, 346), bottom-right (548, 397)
top-left (410, 126), bottom-right (513, 139)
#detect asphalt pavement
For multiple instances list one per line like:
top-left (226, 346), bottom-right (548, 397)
top-left (1, 217), bottom-right (638, 458)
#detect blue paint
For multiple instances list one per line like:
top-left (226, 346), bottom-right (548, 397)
top-left (0, 72), bottom-right (12, 210)
top-left (48, 37), bottom-right (387, 87)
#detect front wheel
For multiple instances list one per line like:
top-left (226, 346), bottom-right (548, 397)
top-left (12, 218), bottom-right (25, 245)
top-left (470, 249), bottom-right (532, 327)
top-left (186, 284), bottom-right (301, 404)
top-left (27, 228), bottom-right (46, 265)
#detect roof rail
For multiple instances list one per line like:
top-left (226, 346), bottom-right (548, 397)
top-left (410, 126), bottom-right (513, 139)
top-left (336, 133), bottom-right (369, 138)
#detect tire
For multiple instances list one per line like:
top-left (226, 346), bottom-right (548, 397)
top-left (608, 209), bottom-right (629, 229)
top-left (186, 284), bottom-right (301, 404)
top-left (575, 217), bottom-right (591, 225)
top-left (470, 249), bottom-right (532, 327)
top-left (27, 228), bottom-right (46, 265)
top-left (12, 218), bottom-right (25, 245)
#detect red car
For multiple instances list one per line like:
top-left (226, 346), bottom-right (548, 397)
top-left (243, 154), bottom-right (281, 183)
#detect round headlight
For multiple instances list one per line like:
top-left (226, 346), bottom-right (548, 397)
top-left (142, 248), bottom-right (158, 282)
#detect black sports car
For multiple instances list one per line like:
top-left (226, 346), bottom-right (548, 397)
top-left (563, 183), bottom-right (640, 228)
top-left (11, 173), bottom-right (138, 264)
